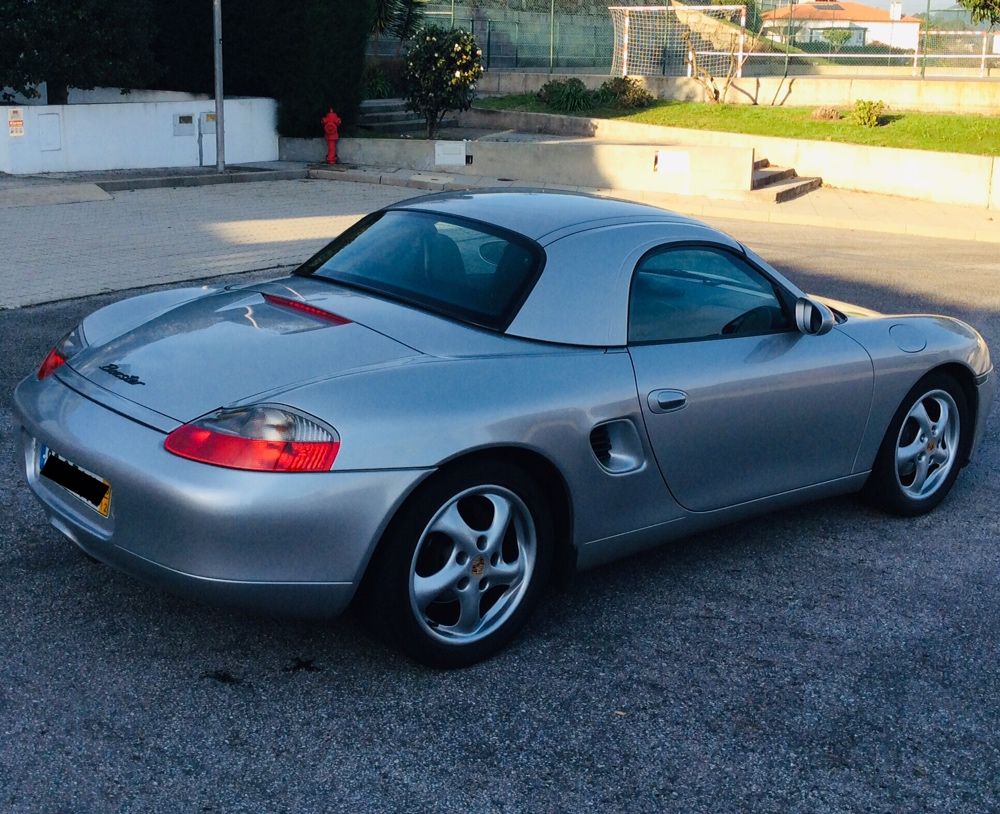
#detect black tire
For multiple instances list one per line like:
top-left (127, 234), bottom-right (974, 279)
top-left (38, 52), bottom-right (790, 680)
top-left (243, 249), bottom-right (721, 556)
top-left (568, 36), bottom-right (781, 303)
top-left (862, 371), bottom-right (969, 517)
top-left (362, 460), bottom-right (554, 668)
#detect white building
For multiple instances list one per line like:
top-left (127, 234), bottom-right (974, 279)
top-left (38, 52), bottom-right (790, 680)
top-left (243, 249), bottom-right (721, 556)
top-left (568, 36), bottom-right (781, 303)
top-left (761, 0), bottom-right (922, 51)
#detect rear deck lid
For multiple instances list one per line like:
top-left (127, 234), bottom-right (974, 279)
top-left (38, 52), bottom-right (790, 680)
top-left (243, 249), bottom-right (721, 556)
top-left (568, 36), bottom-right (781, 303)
top-left (70, 287), bottom-right (419, 422)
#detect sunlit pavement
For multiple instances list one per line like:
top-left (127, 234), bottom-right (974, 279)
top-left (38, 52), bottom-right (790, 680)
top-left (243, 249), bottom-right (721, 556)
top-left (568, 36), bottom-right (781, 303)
top-left (4, 174), bottom-right (999, 310)
top-left (0, 179), bottom-right (410, 309)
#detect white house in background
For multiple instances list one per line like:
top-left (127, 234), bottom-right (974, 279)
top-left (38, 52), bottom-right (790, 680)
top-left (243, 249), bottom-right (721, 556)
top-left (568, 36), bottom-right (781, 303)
top-left (761, 0), bottom-right (922, 51)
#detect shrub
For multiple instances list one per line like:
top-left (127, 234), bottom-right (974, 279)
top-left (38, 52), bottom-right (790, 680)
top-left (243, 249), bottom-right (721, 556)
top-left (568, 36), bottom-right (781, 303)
top-left (852, 99), bottom-right (885, 128)
top-left (363, 63), bottom-right (394, 99)
top-left (404, 26), bottom-right (484, 138)
top-left (596, 76), bottom-right (654, 109)
top-left (810, 106), bottom-right (842, 121)
top-left (537, 78), bottom-right (593, 113)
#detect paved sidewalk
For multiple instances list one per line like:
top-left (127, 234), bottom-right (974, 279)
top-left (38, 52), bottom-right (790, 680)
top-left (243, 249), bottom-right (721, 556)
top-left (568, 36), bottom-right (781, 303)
top-left (0, 179), bottom-right (409, 309)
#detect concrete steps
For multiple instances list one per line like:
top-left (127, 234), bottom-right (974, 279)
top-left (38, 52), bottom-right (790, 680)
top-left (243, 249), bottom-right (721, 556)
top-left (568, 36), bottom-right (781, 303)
top-left (359, 98), bottom-right (425, 133)
top-left (750, 160), bottom-right (822, 203)
top-left (359, 98), bottom-right (459, 133)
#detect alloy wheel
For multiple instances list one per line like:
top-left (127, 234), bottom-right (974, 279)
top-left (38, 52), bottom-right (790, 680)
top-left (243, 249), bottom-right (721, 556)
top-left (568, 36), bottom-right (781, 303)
top-left (408, 485), bottom-right (537, 645)
top-left (894, 388), bottom-right (960, 501)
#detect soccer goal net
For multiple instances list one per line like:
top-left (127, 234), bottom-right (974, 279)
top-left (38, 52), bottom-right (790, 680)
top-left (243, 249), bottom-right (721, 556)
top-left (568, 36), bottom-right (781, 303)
top-left (608, 5), bottom-right (748, 78)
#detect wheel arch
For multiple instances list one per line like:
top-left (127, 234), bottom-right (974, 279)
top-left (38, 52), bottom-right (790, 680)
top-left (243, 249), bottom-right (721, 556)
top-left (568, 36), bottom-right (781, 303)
top-left (356, 444), bottom-right (577, 609)
top-left (926, 362), bottom-right (978, 464)
top-left (432, 446), bottom-right (577, 585)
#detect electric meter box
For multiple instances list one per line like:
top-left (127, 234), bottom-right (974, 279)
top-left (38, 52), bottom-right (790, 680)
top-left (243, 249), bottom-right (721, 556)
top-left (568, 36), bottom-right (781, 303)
top-left (173, 114), bottom-right (195, 137)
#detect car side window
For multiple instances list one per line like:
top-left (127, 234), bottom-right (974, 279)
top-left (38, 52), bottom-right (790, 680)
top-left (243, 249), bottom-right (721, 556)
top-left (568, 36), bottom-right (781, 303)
top-left (628, 245), bottom-right (791, 344)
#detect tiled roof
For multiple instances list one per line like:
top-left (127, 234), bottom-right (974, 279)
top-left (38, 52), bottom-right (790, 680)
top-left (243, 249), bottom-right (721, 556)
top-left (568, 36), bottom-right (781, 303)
top-left (761, 1), bottom-right (921, 23)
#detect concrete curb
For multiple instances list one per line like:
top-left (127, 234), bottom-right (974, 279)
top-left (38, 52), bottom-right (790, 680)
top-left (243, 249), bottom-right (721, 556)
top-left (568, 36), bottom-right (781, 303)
top-left (307, 167), bottom-right (1000, 245)
top-left (96, 168), bottom-right (308, 193)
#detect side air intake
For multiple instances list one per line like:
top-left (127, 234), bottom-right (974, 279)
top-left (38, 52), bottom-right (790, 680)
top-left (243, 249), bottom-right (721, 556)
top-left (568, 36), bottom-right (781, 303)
top-left (589, 425), bottom-right (612, 466)
top-left (589, 419), bottom-right (645, 474)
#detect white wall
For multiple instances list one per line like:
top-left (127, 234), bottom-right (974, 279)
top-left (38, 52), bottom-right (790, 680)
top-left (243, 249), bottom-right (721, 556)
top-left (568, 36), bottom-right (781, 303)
top-left (1, 97), bottom-right (278, 174)
top-left (2, 84), bottom-right (212, 105)
top-left (864, 21), bottom-right (920, 51)
top-left (68, 87), bottom-right (212, 104)
top-left (759, 19), bottom-right (919, 51)
top-left (801, 22), bottom-right (867, 48)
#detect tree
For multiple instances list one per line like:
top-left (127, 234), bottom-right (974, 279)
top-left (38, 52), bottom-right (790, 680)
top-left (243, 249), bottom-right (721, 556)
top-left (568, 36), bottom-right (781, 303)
top-left (0, 0), bottom-right (157, 105)
top-left (259, 0), bottom-right (375, 137)
top-left (404, 26), bottom-right (484, 138)
top-left (683, 29), bottom-right (761, 104)
top-left (148, 0), bottom-right (375, 137)
top-left (822, 28), bottom-right (853, 52)
top-left (958, 0), bottom-right (1000, 27)
top-left (373, 0), bottom-right (427, 42)
top-left (149, 0), bottom-right (214, 95)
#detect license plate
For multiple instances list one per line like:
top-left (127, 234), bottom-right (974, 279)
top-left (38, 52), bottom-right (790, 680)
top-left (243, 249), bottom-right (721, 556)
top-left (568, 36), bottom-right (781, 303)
top-left (39, 445), bottom-right (112, 518)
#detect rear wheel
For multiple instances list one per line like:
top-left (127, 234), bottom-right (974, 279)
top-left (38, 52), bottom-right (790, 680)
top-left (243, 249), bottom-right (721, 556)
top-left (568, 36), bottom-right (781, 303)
top-left (364, 461), bottom-right (553, 668)
top-left (863, 372), bottom-right (968, 516)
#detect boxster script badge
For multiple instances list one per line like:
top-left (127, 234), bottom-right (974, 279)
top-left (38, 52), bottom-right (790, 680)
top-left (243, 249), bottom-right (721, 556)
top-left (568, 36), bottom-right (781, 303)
top-left (99, 363), bottom-right (146, 386)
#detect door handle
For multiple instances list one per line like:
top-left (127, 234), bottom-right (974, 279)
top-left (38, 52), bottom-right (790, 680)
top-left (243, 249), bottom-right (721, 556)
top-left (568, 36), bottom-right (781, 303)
top-left (648, 389), bottom-right (687, 414)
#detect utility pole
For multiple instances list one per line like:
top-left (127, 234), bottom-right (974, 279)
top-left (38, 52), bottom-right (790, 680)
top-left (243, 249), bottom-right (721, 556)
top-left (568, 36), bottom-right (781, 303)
top-left (213, 0), bottom-right (225, 173)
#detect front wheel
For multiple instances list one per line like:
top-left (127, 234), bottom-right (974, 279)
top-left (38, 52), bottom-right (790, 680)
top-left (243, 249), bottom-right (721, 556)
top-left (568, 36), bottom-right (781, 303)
top-left (364, 461), bottom-right (553, 668)
top-left (863, 372), bottom-right (968, 517)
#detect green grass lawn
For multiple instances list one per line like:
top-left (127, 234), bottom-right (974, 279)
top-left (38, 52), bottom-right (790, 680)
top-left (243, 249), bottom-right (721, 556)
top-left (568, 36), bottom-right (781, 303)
top-left (477, 95), bottom-right (1000, 156)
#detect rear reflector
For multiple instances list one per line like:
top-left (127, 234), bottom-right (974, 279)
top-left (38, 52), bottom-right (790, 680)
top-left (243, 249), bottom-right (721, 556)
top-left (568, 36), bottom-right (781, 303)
top-left (262, 293), bottom-right (351, 325)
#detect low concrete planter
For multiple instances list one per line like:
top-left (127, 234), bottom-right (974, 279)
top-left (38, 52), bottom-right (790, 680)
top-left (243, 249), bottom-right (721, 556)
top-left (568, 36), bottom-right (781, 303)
top-left (459, 108), bottom-right (1000, 210)
top-left (333, 136), bottom-right (754, 198)
top-left (476, 71), bottom-right (1000, 114)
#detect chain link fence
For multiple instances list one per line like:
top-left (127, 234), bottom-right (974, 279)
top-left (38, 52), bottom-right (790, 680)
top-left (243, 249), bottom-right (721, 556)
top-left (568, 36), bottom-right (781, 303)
top-left (751, 0), bottom-right (999, 77)
top-left (368, 1), bottom-right (1000, 78)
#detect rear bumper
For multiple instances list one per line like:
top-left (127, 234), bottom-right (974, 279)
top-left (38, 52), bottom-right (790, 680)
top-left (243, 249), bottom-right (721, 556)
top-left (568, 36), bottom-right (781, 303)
top-left (14, 373), bottom-right (431, 618)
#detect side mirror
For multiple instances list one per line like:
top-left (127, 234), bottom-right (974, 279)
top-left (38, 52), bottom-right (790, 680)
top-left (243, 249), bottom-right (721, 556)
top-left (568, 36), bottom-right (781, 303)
top-left (795, 297), bottom-right (836, 336)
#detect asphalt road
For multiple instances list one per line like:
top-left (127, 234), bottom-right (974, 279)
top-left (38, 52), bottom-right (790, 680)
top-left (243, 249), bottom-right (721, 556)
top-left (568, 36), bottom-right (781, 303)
top-left (2, 219), bottom-right (998, 813)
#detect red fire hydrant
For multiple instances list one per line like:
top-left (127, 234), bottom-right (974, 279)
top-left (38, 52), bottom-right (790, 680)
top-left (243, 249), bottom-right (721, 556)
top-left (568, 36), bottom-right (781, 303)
top-left (321, 108), bottom-right (342, 165)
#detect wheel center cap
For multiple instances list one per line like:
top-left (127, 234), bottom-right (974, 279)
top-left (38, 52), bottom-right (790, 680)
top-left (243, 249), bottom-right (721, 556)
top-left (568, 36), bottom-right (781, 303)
top-left (928, 439), bottom-right (937, 452)
top-left (470, 555), bottom-right (486, 577)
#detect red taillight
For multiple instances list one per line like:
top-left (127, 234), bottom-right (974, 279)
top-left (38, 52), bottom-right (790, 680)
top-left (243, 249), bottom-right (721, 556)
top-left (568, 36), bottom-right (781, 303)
top-left (262, 293), bottom-right (351, 325)
top-left (165, 426), bottom-right (339, 472)
top-left (37, 348), bottom-right (67, 380)
top-left (164, 405), bottom-right (340, 472)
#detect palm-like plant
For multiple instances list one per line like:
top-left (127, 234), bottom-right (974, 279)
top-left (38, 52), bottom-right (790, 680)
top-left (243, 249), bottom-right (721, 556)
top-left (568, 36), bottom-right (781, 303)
top-left (373, 0), bottom-right (428, 42)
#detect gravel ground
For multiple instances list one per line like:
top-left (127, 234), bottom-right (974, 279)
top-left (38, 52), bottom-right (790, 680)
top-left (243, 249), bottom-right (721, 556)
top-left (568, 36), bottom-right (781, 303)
top-left (1, 219), bottom-right (998, 813)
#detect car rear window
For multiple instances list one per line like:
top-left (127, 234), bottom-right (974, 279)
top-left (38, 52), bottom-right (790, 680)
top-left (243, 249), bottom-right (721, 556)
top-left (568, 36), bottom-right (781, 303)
top-left (295, 210), bottom-right (544, 331)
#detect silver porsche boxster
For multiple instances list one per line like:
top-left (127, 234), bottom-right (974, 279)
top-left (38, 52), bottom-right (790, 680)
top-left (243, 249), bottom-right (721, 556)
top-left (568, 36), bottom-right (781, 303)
top-left (14, 190), bottom-right (995, 667)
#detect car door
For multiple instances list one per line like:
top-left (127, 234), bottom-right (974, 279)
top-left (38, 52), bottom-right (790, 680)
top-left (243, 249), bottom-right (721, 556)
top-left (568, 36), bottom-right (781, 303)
top-left (627, 243), bottom-right (873, 513)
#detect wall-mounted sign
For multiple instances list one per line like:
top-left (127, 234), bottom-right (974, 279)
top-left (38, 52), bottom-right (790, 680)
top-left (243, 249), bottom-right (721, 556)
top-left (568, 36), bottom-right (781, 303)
top-left (434, 141), bottom-right (466, 167)
top-left (8, 107), bottom-right (25, 137)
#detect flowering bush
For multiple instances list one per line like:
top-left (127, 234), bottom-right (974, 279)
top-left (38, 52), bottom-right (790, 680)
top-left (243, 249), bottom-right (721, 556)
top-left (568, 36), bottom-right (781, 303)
top-left (404, 26), bottom-right (484, 138)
